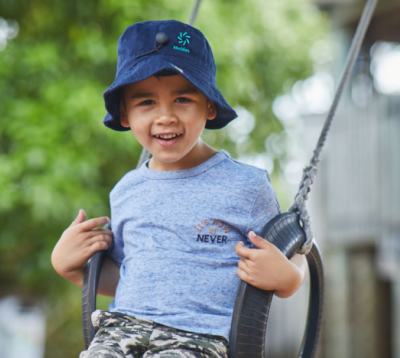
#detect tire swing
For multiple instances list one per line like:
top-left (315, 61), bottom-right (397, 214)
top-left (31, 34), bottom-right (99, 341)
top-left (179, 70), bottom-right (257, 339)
top-left (81, 0), bottom-right (378, 356)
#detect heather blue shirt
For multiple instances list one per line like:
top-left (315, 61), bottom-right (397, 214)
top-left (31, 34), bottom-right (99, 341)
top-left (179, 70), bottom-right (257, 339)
top-left (108, 150), bottom-right (280, 340)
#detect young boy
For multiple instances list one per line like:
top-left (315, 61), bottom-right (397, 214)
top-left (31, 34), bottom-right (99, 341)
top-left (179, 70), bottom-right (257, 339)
top-left (52, 20), bottom-right (307, 358)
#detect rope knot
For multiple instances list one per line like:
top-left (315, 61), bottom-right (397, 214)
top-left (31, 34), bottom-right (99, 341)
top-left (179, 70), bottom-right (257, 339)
top-left (298, 236), bottom-right (314, 255)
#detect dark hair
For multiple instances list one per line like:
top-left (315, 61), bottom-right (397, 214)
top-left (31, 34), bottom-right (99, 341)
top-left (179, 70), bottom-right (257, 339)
top-left (154, 69), bottom-right (178, 77)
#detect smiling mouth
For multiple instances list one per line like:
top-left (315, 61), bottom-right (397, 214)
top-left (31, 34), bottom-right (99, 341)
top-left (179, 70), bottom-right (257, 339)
top-left (154, 133), bottom-right (182, 141)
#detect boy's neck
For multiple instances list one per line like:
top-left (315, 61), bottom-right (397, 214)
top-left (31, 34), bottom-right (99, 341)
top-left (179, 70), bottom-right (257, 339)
top-left (148, 140), bottom-right (218, 172)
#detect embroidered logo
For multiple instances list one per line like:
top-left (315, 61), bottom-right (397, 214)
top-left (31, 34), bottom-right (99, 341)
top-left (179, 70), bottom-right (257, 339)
top-left (173, 32), bottom-right (191, 53)
top-left (194, 219), bottom-right (230, 244)
top-left (178, 32), bottom-right (190, 46)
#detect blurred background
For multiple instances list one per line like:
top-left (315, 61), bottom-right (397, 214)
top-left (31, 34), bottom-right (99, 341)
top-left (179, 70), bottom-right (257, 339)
top-left (0, 0), bottom-right (399, 357)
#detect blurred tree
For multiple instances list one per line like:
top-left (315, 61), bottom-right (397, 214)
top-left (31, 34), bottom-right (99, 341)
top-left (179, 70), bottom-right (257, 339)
top-left (0, 0), bottom-right (327, 356)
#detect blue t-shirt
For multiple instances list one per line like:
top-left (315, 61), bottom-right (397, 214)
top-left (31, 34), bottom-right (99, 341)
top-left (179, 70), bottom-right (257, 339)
top-left (108, 150), bottom-right (280, 340)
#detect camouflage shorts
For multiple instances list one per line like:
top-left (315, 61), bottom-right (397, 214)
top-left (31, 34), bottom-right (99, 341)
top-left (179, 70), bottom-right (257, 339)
top-left (79, 310), bottom-right (229, 358)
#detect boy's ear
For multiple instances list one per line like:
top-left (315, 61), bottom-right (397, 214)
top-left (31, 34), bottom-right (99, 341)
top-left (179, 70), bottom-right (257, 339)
top-left (120, 101), bottom-right (130, 128)
top-left (207, 101), bottom-right (217, 121)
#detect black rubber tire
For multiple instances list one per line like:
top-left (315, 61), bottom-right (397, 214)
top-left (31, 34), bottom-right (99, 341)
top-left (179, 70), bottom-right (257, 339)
top-left (81, 214), bottom-right (324, 357)
top-left (81, 223), bottom-right (109, 349)
top-left (229, 212), bottom-right (324, 358)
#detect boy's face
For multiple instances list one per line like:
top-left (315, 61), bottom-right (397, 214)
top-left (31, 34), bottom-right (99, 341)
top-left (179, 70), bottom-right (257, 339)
top-left (120, 74), bottom-right (217, 171)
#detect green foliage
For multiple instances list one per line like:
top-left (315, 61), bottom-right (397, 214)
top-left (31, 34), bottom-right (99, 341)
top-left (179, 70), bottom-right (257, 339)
top-left (0, 0), bottom-right (327, 356)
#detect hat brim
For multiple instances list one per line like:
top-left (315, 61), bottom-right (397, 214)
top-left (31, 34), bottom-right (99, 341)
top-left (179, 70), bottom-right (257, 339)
top-left (103, 55), bottom-right (237, 131)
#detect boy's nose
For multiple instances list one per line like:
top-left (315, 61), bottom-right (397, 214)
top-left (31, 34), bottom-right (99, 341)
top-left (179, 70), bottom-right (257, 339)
top-left (155, 115), bottom-right (178, 125)
top-left (154, 105), bottom-right (178, 125)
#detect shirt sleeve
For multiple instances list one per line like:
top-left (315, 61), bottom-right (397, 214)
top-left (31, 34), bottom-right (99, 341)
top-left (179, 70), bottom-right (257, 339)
top-left (245, 171), bottom-right (281, 242)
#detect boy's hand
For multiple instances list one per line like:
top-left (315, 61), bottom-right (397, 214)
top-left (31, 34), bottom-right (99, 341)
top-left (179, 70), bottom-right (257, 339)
top-left (51, 209), bottom-right (113, 287)
top-left (235, 231), bottom-right (306, 298)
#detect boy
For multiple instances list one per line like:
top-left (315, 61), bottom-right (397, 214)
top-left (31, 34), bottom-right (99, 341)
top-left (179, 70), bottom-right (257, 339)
top-left (52, 20), bottom-right (307, 358)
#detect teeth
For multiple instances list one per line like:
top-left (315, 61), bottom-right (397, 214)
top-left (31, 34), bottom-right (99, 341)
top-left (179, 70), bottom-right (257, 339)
top-left (156, 134), bottom-right (179, 139)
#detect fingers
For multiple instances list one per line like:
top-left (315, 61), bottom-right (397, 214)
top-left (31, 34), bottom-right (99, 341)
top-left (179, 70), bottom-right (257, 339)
top-left (89, 228), bottom-right (113, 236)
top-left (88, 240), bottom-right (110, 255)
top-left (87, 231), bottom-right (113, 248)
top-left (69, 210), bottom-right (110, 231)
top-left (237, 258), bottom-right (249, 271)
top-left (70, 209), bottom-right (86, 227)
top-left (235, 241), bottom-right (253, 260)
top-left (236, 267), bottom-right (254, 285)
top-left (69, 216), bottom-right (113, 249)
top-left (80, 216), bottom-right (111, 231)
top-left (248, 231), bottom-right (271, 250)
top-left (236, 232), bottom-right (273, 260)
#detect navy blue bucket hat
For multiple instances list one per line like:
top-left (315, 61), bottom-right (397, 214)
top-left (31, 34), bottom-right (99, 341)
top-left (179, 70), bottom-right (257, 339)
top-left (103, 20), bottom-right (237, 131)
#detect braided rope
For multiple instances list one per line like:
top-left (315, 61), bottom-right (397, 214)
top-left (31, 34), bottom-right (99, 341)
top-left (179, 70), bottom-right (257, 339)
top-left (188, 0), bottom-right (202, 27)
top-left (136, 148), bottom-right (151, 169)
top-left (290, 0), bottom-right (378, 254)
top-left (136, 0), bottom-right (203, 168)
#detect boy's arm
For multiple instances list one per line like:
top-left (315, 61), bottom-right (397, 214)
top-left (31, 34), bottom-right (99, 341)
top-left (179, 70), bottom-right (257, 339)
top-left (51, 209), bottom-right (120, 296)
top-left (97, 257), bottom-right (120, 296)
top-left (235, 231), bottom-right (307, 298)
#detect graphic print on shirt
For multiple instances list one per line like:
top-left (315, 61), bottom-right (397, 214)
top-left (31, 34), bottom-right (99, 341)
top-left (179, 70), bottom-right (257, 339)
top-left (194, 218), bottom-right (230, 244)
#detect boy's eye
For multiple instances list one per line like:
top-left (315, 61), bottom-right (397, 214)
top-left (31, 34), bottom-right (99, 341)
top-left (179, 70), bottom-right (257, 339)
top-left (139, 100), bottom-right (155, 106)
top-left (175, 97), bottom-right (191, 103)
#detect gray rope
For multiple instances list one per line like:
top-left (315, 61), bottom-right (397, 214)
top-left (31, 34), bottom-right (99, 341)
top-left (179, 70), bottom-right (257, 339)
top-left (290, 0), bottom-right (378, 254)
top-left (136, 148), bottom-right (151, 169)
top-left (136, 0), bottom-right (203, 168)
top-left (188, 0), bottom-right (202, 27)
